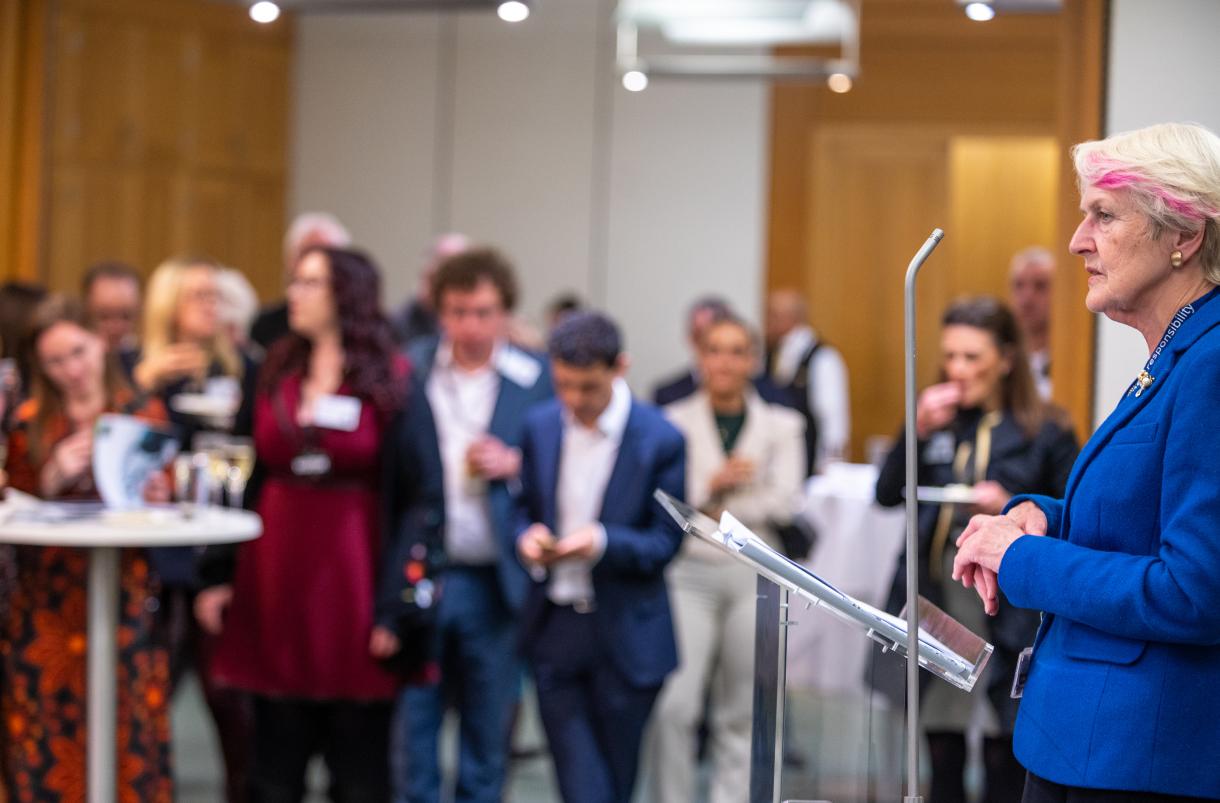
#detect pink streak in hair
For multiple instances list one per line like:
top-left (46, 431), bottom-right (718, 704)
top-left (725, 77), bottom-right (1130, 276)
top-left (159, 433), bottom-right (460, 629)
top-left (1085, 155), bottom-right (1214, 220)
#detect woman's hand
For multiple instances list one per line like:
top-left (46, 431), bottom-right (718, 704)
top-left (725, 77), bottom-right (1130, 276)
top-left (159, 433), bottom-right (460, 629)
top-left (1004, 500), bottom-right (1049, 537)
top-left (195, 584), bottom-right (234, 635)
top-left (133, 343), bottom-right (209, 392)
top-left (708, 456), bottom-right (756, 496)
top-left (40, 429), bottom-right (93, 496)
top-left (369, 626), bottom-right (401, 658)
top-left (915, 383), bottom-right (962, 439)
top-left (953, 501), bottom-right (1048, 615)
top-left (143, 471), bottom-right (172, 504)
top-left (971, 480), bottom-right (1012, 515)
top-left (465, 436), bottom-right (521, 481)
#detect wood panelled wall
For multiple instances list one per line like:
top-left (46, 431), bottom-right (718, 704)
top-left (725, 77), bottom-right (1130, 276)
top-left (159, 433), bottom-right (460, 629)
top-left (2, 0), bottom-right (292, 299)
top-left (767, 0), bottom-right (1106, 457)
top-left (1, 0), bottom-right (49, 285)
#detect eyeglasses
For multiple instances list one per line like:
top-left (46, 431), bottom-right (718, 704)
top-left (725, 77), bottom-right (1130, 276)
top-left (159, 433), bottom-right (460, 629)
top-left (288, 276), bottom-right (329, 292)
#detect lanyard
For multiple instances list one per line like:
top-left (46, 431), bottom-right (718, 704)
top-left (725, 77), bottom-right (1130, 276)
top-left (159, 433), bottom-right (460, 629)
top-left (1126, 295), bottom-right (1209, 397)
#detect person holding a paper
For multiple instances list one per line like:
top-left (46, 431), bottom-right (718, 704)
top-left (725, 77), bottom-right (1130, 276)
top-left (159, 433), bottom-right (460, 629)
top-left (876, 297), bottom-right (1078, 803)
top-left (0, 296), bottom-right (174, 801)
top-left (954, 122), bottom-right (1220, 801)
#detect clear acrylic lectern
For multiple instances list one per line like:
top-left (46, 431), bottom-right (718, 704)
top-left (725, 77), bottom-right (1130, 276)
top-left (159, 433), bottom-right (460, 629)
top-left (655, 490), bottom-right (994, 803)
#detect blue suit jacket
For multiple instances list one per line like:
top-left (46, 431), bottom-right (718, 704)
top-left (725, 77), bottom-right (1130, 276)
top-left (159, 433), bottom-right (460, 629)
top-left (406, 337), bottom-right (553, 613)
top-left (1000, 287), bottom-right (1220, 798)
top-left (515, 398), bottom-right (686, 689)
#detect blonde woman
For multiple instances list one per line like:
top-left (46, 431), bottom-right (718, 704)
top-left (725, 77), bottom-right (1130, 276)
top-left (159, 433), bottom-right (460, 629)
top-left (651, 315), bottom-right (805, 803)
top-left (135, 257), bottom-right (259, 803)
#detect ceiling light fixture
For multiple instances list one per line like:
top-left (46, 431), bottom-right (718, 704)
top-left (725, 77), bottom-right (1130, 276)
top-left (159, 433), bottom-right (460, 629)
top-left (964, 2), bottom-right (996, 21)
top-left (497, 1), bottom-right (530, 23)
top-left (249, 1), bottom-right (281, 23)
top-left (615, 0), bottom-right (860, 85)
top-left (622, 70), bottom-right (649, 92)
top-left (827, 72), bottom-right (852, 93)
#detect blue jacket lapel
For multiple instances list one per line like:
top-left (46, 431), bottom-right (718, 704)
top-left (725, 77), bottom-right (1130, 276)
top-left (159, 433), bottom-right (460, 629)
top-left (1064, 291), bottom-right (1220, 507)
top-left (535, 405), bottom-right (563, 533)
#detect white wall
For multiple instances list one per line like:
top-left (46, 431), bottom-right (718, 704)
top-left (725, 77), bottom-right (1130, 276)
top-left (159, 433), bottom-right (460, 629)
top-left (289, 0), bottom-right (768, 392)
top-left (1093, 0), bottom-right (1220, 423)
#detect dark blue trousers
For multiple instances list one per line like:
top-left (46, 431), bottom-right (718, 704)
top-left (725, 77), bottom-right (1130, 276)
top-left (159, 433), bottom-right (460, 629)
top-left (392, 567), bottom-right (519, 803)
top-left (530, 604), bottom-right (660, 803)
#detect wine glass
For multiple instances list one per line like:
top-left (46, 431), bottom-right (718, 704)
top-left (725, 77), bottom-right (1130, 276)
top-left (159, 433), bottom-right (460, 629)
top-left (223, 437), bottom-right (255, 509)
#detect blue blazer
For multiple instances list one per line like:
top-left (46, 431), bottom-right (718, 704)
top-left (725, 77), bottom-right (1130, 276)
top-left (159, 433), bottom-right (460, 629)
top-left (515, 398), bottom-right (686, 689)
top-left (1000, 287), bottom-right (1220, 798)
top-left (406, 337), bottom-right (553, 613)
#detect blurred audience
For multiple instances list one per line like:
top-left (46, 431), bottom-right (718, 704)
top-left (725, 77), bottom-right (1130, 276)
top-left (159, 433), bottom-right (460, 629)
top-left (1007, 246), bottom-right (1056, 399)
top-left (81, 260), bottom-right (142, 358)
top-left (652, 296), bottom-right (732, 407)
top-left (763, 289), bottom-right (851, 473)
top-left (135, 256), bottom-right (260, 802)
top-left (515, 311), bottom-right (685, 803)
top-left (250, 212), bottom-right (352, 352)
top-left (216, 267), bottom-right (262, 354)
top-left (545, 292), bottom-right (584, 334)
top-left (874, 297), bottom-right (1078, 803)
top-left (649, 315), bottom-right (805, 803)
top-left (0, 296), bottom-right (173, 802)
top-left (390, 232), bottom-right (470, 347)
top-left (0, 281), bottom-right (49, 394)
top-left (196, 247), bottom-right (418, 802)
top-left (394, 247), bottom-right (551, 803)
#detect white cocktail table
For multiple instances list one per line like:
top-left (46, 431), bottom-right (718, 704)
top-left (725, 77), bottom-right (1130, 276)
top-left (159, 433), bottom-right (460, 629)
top-left (0, 500), bottom-right (261, 803)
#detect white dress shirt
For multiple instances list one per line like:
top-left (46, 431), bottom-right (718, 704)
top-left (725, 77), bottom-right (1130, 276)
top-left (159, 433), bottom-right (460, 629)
top-left (1028, 348), bottom-right (1053, 400)
top-left (548, 377), bottom-right (632, 606)
top-left (772, 325), bottom-right (851, 469)
top-left (428, 340), bottom-right (501, 565)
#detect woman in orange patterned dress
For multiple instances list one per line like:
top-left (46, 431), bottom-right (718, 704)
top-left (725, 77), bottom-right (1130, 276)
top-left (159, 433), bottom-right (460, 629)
top-left (0, 296), bottom-right (173, 803)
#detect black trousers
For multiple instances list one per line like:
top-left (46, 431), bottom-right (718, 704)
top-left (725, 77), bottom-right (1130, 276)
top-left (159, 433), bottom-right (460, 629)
top-left (1022, 772), bottom-right (1213, 803)
top-left (249, 695), bottom-right (393, 803)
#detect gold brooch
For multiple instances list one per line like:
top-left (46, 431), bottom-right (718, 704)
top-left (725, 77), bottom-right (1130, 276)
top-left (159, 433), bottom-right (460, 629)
top-left (1135, 370), bottom-right (1155, 397)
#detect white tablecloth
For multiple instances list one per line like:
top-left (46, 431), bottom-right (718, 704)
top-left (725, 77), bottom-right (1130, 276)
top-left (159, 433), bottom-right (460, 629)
top-left (784, 462), bottom-right (905, 693)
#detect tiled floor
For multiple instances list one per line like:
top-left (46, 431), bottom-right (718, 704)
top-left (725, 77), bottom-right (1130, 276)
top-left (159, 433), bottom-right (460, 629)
top-left (172, 676), bottom-right (926, 803)
top-left (171, 674), bottom-right (563, 803)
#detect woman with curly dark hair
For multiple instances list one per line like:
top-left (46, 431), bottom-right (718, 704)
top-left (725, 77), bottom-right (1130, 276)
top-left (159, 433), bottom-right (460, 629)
top-left (195, 247), bottom-right (419, 802)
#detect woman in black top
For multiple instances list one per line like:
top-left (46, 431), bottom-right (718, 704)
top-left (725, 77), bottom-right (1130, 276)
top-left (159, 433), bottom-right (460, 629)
top-left (875, 297), bottom-right (1079, 803)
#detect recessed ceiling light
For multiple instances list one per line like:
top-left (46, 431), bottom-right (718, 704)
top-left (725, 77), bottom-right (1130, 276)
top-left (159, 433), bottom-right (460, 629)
top-left (498, 1), bottom-right (530, 23)
top-left (249, 1), bottom-right (280, 24)
top-left (964, 2), bottom-right (996, 22)
top-left (827, 72), bottom-right (853, 93)
top-left (622, 70), bottom-right (649, 92)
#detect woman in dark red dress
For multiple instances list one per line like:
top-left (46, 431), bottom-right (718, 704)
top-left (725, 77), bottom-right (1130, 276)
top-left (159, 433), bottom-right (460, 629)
top-left (195, 247), bottom-right (416, 802)
top-left (0, 296), bottom-right (174, 803)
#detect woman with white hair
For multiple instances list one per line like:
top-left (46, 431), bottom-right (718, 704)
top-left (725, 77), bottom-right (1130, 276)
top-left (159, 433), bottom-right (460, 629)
top-left (953, 122), bottom-right (1220, 800)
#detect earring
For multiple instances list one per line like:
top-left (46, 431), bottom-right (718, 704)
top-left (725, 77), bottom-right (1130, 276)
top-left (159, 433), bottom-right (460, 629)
top-left (1171, 250), bottom-right (1184, 268)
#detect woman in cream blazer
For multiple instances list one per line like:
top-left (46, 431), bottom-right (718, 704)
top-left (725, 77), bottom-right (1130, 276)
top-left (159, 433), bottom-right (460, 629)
top-left (648, 315), bottom-right (805, 803)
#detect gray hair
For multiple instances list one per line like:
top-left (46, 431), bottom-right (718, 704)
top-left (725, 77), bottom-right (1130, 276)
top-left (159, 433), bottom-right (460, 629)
top-left (283, 212), bottom-right (351, 270)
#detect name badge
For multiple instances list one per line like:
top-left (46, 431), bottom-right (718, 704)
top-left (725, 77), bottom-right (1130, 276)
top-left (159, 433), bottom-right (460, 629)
top-left (291, 451), bottom-right (332, 477)
top-left (923, 431), bottom-right (956, 465)
top-left (312, 394), bottom-right (362, 432)
top-left (1010, 646), bottom-right (1034, 699)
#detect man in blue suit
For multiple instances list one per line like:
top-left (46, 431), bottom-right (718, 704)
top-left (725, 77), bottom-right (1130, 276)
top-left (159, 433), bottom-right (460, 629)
top-left (392, 248), bottom-right (551, 803)
top-left (516, 311), bottom-right (686, 803)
